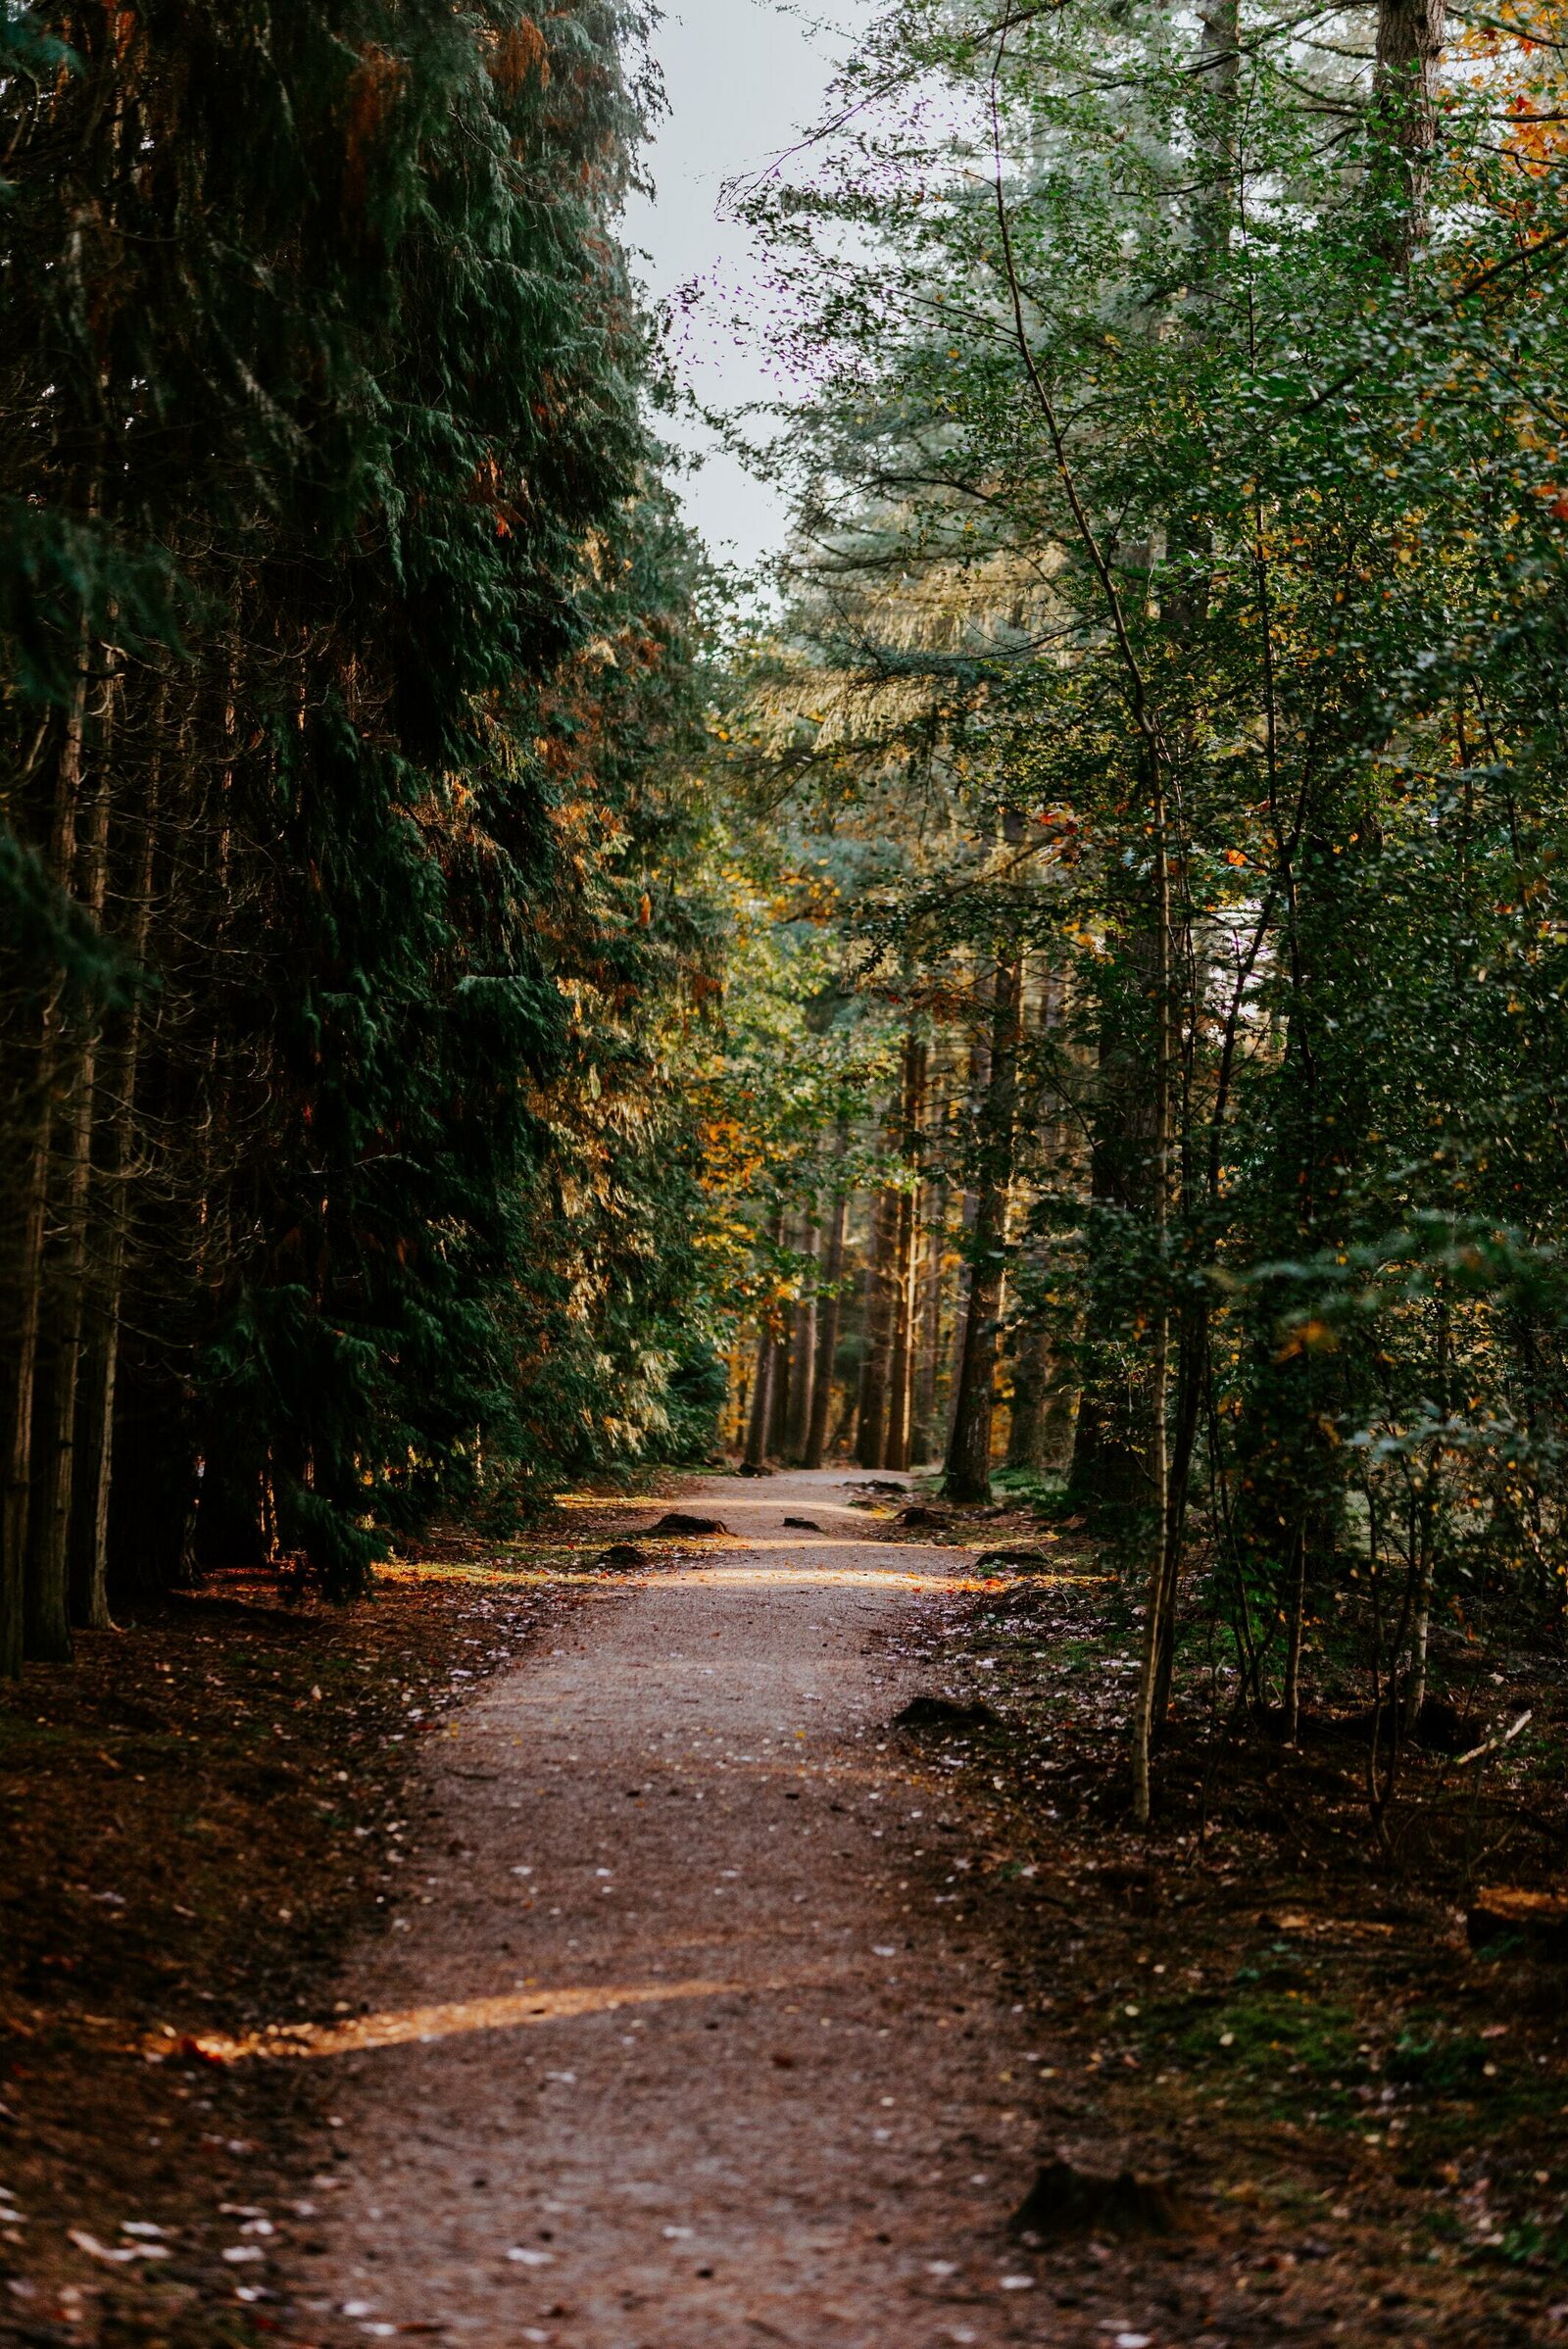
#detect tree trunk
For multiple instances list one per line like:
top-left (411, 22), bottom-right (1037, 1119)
top-left (1131, 6), bottom-right (1238, 1754)
top-left (856, 1162), bottom-right (900, 1470)
top-left (1, 1022), bottom-right (58, 1677)
top-left (945, 1185), bottom-right (979, 1448)
top-left (828, 1385), bottom-right (858, 1457)
top-left (945, 976), bottom-right (994, 1449)
top-left (910, 1176), bottom-right (947, 1466)
top-left (804, 1157), bottom-right (849, 1470)
top-left (1374, 0), bottom-right (1446, 268)
top-left (1151, 1307), bottom-right (1208, 1725)
top-left (70, 731), bottom-right (163, 1630)
top-left (1403, 1290), bottom-right (1448, 1725)
top-left (884, 1189), bottom-right (915, 1472)
top-left (768, 1219), bottom-right (794, 1458)
top-left (744, 1330), bottom-right (776, 1470)
top-left (1403, 1507), bottom-right (1438, 1727)
top-left (944, 957), bottom-right (1022, 1504)
top-left (5, 619), bottom-right (93, 1671)
top-left (1281, 1520), bottom-right (1309, 1744)
top-left (1067, 982), bottom-right (1159, 1515)
top-left (1131, 742), bottom-right (1177, 1826)
top-left (1004, 1322), bottom-right (1054, 1472)
top-left (744, 1204), bottom-right (786, 1469)
top-left (67, 1227), bottom-right (124, 1633)
top-left (783, 1215), bottom-right (818, 1460)
top-left (1040, 1358), bottom-right (1080, 1475)
top-left (29, 673), bottom-right (117, 1654)
top-left (885, 1036), bottom-right (926, 1473)
top-left (1008, 962), bottom-right (1073, 1476)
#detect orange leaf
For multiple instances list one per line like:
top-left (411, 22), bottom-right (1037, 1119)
top-left (491, 18), bottom-right (549, 94)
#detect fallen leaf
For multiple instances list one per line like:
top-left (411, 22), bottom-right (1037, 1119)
top-left (68, 2229), bottom-right (149, 2265)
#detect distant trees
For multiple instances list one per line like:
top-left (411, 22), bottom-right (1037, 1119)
top-left (1, 1), bottom-right (717, 1667)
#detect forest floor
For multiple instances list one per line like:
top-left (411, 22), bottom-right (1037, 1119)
top-left (2, 1471), bottom-right (1565, 2348)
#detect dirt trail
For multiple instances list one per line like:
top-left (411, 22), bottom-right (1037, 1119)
top-left (286, 1471), bottom-right (1057, 2349)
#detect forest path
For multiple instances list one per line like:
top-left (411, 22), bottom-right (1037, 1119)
top-left (286, 1470), bottom-right (1055, 2349)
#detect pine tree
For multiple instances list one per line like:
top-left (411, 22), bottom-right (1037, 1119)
top-left (2, 1), bottom-right (718, 1657)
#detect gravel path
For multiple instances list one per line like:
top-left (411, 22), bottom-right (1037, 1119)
top-left (285, 1471), bottom-right (1054, 2349)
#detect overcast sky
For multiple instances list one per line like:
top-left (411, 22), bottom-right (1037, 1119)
top-left (623, 1), bottom-right (870, 577)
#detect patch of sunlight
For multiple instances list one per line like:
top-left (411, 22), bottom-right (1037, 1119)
top-left (670, 1564), bottom-right (1086, 1593)
top-left (147, 1975), bottom-right (815, 2067)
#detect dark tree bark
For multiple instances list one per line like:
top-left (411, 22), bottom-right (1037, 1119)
top-left (744, 1333), bottom-right (776, 1471)
top-left (1004, 1322), bottom-right (1054, 1472)
top-left (29, 671), bottom-right (117, 1656)
top-left (856, 1113), bottom-right (902, 1468)
top-left (745, 1204), bottom-right (786, 1469)
top-left (944, 975), bottom-right (994, 1451)
top-left (783, 1215), bottom-right (819, 1462)
top-left (1005, 965), bottom-right (1071, 1476)
top-left (804, 1138), bottom-right (850, 1470)
top-left (885, 1035), bottom-right (927, 1473)
top-left (1, 1052), bottom-right (55, 1674)
top-left (909, 1175), bottom-right (947, 1467)
top-left (944, 956), bottom-right (1022, 1504)
top-left (1373, 0), bottom-right (1447, 268)
top-left (69, 734), bottom-right (164, 1630)
top-left (768, 1215), bottom-right (795, 1457)
top-left (884, 1189), bottom-right (915, 1472)
top-left (8, 624), bottom-right (94, 1669)
top-left (1066, 982), bottom-right (1158, 1517)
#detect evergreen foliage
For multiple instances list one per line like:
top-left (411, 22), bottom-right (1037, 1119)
top-left (706, 0), bottom-right (1568, 1800)
top-left (1, 0), bottom-right (716, 1654)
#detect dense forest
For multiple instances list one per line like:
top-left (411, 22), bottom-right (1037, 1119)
top-left (3, 2), bottom-right (1568, 2338)
top-left (0, 0), bottom-right (724, 1667)
top-left (704, 0), bottom-right (1568, 1815)
top-left (4, 0), bottom-right (1567, 1789)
